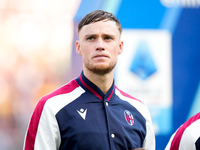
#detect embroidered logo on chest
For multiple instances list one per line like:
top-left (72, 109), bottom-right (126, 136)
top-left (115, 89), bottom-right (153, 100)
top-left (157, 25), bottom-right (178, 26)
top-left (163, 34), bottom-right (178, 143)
top-left (77, 108), bottom-right (87, 120)
top-left (124, 110), bottom-right (134, 126)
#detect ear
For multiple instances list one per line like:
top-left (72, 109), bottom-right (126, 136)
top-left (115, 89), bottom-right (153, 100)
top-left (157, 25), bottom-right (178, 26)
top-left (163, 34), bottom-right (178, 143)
top-left (118, 40), bottom-right (124, 55)
top-left (76, 41), bottom-right (82, 55)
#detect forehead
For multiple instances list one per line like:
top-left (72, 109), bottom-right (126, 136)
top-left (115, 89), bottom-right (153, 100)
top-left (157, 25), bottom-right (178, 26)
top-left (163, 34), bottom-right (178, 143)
top-left (79, 20), bottom-right (120, 36)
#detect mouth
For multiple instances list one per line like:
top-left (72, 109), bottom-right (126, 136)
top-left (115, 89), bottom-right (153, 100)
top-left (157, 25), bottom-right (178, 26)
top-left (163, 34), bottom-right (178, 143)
top-left (94, 54), bottom-right (108, 58)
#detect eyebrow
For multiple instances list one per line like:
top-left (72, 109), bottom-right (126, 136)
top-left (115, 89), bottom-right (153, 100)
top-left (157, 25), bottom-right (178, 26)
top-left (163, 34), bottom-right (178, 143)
top-left (84, 34), bottom-right (97, 39)
top-left (84, 33), bottom-right (115, 39)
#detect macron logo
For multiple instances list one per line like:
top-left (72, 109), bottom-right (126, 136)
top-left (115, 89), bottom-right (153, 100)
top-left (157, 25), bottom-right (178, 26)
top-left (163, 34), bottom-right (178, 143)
top-left (77, 108), bottom-right (87, 120)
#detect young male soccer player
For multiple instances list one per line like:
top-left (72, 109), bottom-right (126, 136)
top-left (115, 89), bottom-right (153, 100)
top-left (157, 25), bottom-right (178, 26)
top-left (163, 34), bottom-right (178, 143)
top-left (23, 10), bottom-right (155, 150)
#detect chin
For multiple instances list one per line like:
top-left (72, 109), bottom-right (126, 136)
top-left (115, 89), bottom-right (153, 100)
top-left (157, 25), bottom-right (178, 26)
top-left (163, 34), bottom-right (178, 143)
top-left (89, 65), bottom-right (115, 75)
top-left (85, 61), bottom-right (117, 75)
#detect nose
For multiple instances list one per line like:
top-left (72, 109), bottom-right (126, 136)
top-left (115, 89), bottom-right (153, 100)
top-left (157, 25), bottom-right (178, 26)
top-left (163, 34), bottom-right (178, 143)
top-left (96, 38), bottom-right (105, 51)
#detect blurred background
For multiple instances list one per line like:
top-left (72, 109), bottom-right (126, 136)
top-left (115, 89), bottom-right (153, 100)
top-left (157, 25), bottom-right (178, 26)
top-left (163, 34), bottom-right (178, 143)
top-left (0, 0), bottom-right (199, 149)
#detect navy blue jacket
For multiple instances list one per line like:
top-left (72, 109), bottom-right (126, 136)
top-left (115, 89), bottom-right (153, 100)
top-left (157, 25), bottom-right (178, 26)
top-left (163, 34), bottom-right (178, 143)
top-left (24, 71), bottom-right (155, 150)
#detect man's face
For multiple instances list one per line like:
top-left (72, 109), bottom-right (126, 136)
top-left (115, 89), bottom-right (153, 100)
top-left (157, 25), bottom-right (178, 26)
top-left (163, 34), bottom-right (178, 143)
top-left (76, 20), bottom-right (123, 75)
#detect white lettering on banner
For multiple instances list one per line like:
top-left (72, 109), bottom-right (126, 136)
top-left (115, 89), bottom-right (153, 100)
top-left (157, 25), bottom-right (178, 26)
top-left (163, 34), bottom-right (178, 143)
top-left (160, 0), bottom-right (200, 8)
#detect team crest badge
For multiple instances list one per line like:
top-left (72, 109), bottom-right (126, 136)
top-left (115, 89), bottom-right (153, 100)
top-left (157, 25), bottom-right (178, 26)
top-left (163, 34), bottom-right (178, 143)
top-left (124, 110), bottom-right (134, 126)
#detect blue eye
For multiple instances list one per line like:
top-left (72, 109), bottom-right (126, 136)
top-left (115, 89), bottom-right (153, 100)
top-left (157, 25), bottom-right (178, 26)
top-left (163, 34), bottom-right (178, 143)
top-left (105, 37), bottom-right (112, 40)
top-left (87, 37), bottom-right (94, 40)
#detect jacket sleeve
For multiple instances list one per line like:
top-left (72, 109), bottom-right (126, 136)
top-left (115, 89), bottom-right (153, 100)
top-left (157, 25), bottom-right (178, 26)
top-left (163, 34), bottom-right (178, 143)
top-left (165, 112), bottom-right (200, 150)
top-left (142, 106), bottom-right (155, 150)
top-left (23, 97), bottom-right (61, 150)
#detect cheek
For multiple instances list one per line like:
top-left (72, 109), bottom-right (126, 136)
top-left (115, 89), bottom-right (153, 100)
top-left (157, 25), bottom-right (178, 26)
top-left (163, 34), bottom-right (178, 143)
top-left (81, 43), bottom-right (93, 53)
top-left (112, 45), bottom-right (120, 56)
top-left (81, 50), bottom-right (90, 63)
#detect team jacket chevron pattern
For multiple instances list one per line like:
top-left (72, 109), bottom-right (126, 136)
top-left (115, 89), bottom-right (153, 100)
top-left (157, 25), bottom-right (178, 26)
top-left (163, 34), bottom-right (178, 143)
top-left (165, 112), bottom-right (200, 150)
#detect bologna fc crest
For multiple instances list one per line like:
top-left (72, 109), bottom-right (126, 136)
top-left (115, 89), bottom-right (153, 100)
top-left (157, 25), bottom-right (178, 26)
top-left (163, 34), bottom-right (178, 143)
top-left (124, 110), bottom-right (134, 126)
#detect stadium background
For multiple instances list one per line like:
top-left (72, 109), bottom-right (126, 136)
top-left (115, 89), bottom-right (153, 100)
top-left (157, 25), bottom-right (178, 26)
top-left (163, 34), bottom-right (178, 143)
top-left (0, 0), bottom-right (200, 149)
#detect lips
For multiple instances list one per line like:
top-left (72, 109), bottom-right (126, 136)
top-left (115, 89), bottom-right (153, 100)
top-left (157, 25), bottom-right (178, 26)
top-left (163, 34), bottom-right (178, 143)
top-left (95, 55), bottom-right (107, 58)
top-left (94, 54), bottom-right (109, 58)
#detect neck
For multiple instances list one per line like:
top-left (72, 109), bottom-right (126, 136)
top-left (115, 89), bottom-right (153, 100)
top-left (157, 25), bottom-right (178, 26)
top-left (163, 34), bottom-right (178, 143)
top-left (83, 69), bottom-right (114, 94)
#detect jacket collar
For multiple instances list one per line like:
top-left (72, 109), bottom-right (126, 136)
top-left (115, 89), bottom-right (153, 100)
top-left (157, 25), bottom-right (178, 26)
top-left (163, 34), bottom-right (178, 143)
top-left (76, 71), bottom-right (115, 101)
